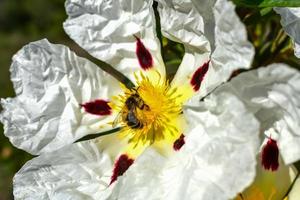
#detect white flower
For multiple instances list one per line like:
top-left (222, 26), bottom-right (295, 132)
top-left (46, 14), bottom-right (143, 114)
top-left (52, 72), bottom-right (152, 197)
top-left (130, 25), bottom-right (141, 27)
top-left (2, 0), bottom-right (299, 199)
top-left (201, 63), bottom-right (300, 199)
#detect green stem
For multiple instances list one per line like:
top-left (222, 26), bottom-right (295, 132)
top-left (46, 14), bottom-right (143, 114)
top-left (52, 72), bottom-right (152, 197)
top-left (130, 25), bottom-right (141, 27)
top-left (75, 127), bottom-right (122, 143)
top-left (153, 1), bottom-right (164, 60)
top-left (86, 53), bottom-right (135, 89)
top-left (68, 39), bottom-right (135, 89)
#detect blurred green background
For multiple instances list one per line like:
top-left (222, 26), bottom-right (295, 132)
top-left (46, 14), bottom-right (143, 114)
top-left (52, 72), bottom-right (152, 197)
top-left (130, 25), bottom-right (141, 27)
top-left (0, 0), bottom-right (299, 200)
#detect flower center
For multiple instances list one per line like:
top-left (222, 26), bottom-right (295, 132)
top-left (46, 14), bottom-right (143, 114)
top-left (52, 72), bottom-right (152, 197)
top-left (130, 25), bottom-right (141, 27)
top-left (111, 71), bottom-right (183, 147)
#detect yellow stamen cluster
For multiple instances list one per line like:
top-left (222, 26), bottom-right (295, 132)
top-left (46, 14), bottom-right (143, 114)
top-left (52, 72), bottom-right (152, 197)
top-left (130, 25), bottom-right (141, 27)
top-left (111, 71), bottom-right (183, 148)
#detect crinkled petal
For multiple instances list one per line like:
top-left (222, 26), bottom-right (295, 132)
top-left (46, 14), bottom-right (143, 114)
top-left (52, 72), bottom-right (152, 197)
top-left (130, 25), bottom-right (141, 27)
top-left (112, 93), bottom-right (259, 200)
top-left (157, 0), bottom-right (210, 96)
top-left (204, 63), bottom-right (300, 164)
top-left (211, 0), bottom-right (254, 83)
top-left (0, 39), bottom-right (121, 155)
top-left (157, 0), bottom-right (254, 98)
top-left (63, 0), bottom-right (165, 81)
top-left (13, 134), bottom-right (128, 200)
top-left (274, 7), bottom-right (300, 58)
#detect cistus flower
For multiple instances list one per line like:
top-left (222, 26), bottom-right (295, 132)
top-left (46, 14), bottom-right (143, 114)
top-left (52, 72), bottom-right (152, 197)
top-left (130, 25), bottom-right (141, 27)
top-left (4, 0), bottom-right (296, 199)
top-left (111, 64), bottom-right (300, 200)
top-left (233, 8), bottom-right (300, 199)
top-left (216, 64), bottom-right (300, 200)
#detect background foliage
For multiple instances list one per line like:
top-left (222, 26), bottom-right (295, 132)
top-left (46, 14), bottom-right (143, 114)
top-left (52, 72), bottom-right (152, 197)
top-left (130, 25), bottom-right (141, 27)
top-left (0, 0), bottom-right (299, 199)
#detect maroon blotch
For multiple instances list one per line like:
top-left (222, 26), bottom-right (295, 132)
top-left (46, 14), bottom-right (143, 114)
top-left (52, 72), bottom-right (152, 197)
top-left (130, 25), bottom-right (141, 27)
top-left (135, 35), bottom-right (153, 70)
top-left (110, 154), bottom-right (134, 185)
top-left (173, 134), bottom-right (185, 151)
top-left (261, 138), bottom-right (279, 171)
top-left (80, 99), bottom-right (111, 116)
top-left (190, 61), bottom-right (210, 91)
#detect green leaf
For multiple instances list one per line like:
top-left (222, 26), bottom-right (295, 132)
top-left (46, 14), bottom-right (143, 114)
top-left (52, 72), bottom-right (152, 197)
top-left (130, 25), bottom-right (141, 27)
top-left (259, 0), bottom-right (300, 7)
top-left (260, 7), bottom-right (273, 16)
top-left (233, 0), bottom-right (300, 7)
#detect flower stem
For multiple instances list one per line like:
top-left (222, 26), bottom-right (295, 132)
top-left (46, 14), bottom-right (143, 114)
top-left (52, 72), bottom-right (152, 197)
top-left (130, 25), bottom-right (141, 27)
top-left (75, 127), bottom-right (122, 143)
top-left (153, 1), bottom-right (164, 60)
top-left (69, 40), bottom-right (136, 89)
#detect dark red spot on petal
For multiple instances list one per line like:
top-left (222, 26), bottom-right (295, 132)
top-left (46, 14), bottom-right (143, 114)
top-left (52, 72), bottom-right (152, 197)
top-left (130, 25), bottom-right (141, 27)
top-left (190, 61), bottom-right (210, 91)
top-left (110, 154), bottom-right (134, 185)
top-left (80, 99), bottom-right (111, 116)
top-left (135, 36), bottom-right (153, 70)
top-left (261, 138), bottom-right (279, 171)
top-left (173, 134), bottom-right (185, 151)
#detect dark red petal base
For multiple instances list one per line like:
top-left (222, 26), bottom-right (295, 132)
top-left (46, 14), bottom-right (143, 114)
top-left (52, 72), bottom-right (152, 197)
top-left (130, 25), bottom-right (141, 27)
top-left (135, 36), bottom-right (153, 70)
top-left (261, 138), bottom-right (279, 171)
top-left (110, 154), bottom-right (134, 185)
top-left (173, 134), bottom-right (185, 151)
top-left (80, 99), bottom-right (111, 116)
top-left (190, 61), bottom-right (210, 91)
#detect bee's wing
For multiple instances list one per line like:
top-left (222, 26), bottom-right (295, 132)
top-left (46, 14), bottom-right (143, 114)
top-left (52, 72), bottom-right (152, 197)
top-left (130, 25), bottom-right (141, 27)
top-left (112, 111), bottom-right (123, 128)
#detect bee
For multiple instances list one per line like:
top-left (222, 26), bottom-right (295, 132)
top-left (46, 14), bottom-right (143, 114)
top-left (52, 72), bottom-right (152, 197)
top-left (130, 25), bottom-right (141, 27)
top-left (113, 92), bottom-right (149, 129)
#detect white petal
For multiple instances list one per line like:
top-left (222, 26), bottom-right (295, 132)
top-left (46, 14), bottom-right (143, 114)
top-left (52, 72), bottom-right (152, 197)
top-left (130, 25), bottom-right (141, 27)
top-left (13, 135), bottom-right (125, 200)
top-left (63, 0), bottom-right (165, 81)
top-left (274, 7), bottom-right (300, 58)
top-left (157, 0), bottom-right (210, 92)
top-left (157, 0), bottom-right (254, 98)
top-left (112, 93), bottom-right (259, 200)
top-left (210, 0), bottom-right (254, 86)
top-left (204, 63), bottom-right (300, 164)
top-left (0, 39), bottom-right (121, 155)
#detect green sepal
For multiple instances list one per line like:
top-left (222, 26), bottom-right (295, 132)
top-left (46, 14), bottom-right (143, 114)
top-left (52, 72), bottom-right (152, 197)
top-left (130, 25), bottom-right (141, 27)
top-left (75, 127), bottom-right (122, 143)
